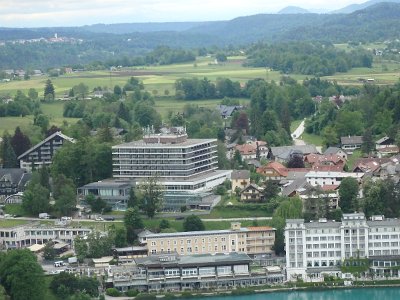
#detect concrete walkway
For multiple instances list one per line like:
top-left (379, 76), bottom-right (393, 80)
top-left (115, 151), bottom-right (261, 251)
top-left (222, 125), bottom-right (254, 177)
top-left (291, 119), bottom-right (306, 146)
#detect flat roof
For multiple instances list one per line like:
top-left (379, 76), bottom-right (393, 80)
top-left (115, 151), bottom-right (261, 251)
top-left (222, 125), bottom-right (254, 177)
top-left (113, 138), bottom-right (216, 149)
top-left (28, 244), bottom-right (45, 252)
top-left (135, 252), bottom-right (251, 268)
top-left (79, 180), bottom-right (133, 189)
top-left (145, 228), bottom-right (248, 239)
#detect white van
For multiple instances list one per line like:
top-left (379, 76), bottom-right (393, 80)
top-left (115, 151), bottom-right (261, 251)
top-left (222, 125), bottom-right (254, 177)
top-left (54, 261), bottom-right (66, 267)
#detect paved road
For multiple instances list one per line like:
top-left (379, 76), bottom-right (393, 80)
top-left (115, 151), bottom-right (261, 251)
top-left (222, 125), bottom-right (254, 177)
top-left (291, 119), bottom-right (306, 146)
top-left (201, 217), bottom-right (272, 222)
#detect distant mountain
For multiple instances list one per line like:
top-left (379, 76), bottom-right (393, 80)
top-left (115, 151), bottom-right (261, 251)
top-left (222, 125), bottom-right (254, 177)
top-left (186, 13), bottom-right (328, 44)
top-left (281, 2), bottom-right (400, 41)
top-left (82, 22), bottom-right (213, 34)
top-left (278, 6), bottom-right (310, 14)
top-left (331, 0), bottom-right (400, 14)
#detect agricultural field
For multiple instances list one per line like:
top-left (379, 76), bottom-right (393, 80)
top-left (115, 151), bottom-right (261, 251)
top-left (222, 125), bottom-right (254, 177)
top-left (0, 54), bottom-right (399, 137)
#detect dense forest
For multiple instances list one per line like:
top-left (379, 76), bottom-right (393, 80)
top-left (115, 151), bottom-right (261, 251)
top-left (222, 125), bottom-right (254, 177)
top-left (245, 42), bottom-right (373, 76)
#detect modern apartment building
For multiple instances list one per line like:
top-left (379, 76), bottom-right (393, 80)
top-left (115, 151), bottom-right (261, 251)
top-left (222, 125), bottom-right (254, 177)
top-left (0, 222), bottom-right (91, 249)
top-left (143, 222), bottom-right (275, 257)
top-left (285, 213), bottom-right (400, 281)
top-left (112, 127), bottom-right (231, 205)
top-left (18, 131), bottom-right (75, 171)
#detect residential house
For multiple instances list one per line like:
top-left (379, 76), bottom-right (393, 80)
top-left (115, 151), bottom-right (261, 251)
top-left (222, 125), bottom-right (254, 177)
top-left (304, 153), bottom-right (346, 172)
top-left (18, 131), bottom-right (75, 171)
top-left (375, 136), bottom-right (398, 157)
top-left (340, 136), bottom-right (363, 153)
top-left (257, 161), bottom-right (288, 180)
top-left (269, 145), bottom-right (319, 163)
top-left (324, 147), bottom-right (348, 160)
top-left (298, 185), bottom-right (340, 215)
top-left (352, 158), bottom-right (391, 176)
top-left (217, 105), bottom-right (243, 119)
top-left (305, 171), bottom-right (364, 187)
top-left (375, 136), bottom-right (395, 149)
top-left (240, 183), bottom-right (263, 202)
top-left (231, 170), bottom-right (251, 192)
top-left (0, 168), bottom-right (31, 197)
top-left (234, 141), bottom-right (268, 161)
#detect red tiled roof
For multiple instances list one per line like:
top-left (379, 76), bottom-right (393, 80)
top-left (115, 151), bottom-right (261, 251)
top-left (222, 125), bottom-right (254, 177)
top-left (321, 185), bottom-right (339, 191)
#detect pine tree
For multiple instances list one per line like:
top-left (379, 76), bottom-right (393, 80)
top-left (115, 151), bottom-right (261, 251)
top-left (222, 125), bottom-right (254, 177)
top-left (44, 79), bottom-right (55, 100)
top-left (11, 126), bottom-right (31, 157)
top-left (1, 133), bottom-right (18, 168)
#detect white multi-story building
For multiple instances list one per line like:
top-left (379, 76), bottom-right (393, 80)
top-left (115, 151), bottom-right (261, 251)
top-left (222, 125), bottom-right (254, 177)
top-left (112, 127), bottom-right (231, 192)
top-left (285, 213), bottom-right (400, 281)
top-left (0, 222), bottom-right (91, 249)
top-left (305, 171), bottom-right (363, 187)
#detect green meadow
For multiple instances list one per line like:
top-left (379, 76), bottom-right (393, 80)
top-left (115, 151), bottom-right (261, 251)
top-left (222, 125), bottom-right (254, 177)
top-left (0, 52), bottom-right (399, 135)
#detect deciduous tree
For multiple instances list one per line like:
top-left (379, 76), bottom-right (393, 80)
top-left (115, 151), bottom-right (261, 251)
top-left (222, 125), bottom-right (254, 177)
top-left (183, 215), bottom-right (205, 232)
top-left (339, 177), bottom-right (359, 213)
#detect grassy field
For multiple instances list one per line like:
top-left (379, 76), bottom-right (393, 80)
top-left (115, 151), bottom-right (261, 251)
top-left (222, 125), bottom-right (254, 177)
top-left (0, 219), bottom-right (29, 227)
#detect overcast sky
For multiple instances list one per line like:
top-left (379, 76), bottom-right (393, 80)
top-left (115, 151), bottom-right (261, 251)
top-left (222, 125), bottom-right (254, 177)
top-left (0, 0), bottom-right (367, 27)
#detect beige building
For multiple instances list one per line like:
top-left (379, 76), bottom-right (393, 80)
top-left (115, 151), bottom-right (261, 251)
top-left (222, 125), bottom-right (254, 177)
top-left (231, 170), bottom-right (251, 192)
top-left (143, 222), bottom-right (275, 257)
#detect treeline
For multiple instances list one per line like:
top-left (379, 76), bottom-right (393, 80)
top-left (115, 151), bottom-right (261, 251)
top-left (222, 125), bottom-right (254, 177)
top-left (306, 80), bottom-right (400, 149)
top-left (0, 40), bottom-right (197, 70)
top-left (175, 77), bottom-right (242, 100)
top-left (245, 42), bottom-right (373, 76)
top-left (0, 90), bottom-right (40, 117)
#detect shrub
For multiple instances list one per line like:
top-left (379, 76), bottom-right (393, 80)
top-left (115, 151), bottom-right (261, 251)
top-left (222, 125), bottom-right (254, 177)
top-left (125, 289), bottom-right (139, 297)
top-left (105, 288), bottom-right (121, 297)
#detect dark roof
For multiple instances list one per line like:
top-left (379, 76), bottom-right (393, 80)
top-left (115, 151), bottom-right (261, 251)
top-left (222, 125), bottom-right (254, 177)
top-left (324, 147), bottom-right (345, 155)
top-left (217, 105), bottom-right (242, 118)
top-left (135, 252), bottom-right (251, 268)
top-left (18, 131), bottom-right (75, 160)
top-left (375, 136), bottom-right (394, 145)
top-left (0, 168), bottom-right (31, 189)
top-left (340, 136), bottom-right (363, 145)
top-left (281, 177), bottom-right (308, 197)
top-left (231, 170), bottom-right (250, 180)
top-left (271, 145), bottom-right (319, 160)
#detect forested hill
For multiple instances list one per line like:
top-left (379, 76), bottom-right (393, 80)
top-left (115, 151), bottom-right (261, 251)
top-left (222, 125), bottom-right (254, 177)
top-left (1, 3), bottom-right (400, 69)
top-left (1, 2), bottom-right (400, 44)
top-left (187, 2), bottom-right (400, 43)
top-left (82, 22), bottom-right (215, 34)
top-left (331, 0), bottom-right (400, 14)
top-left (280, 3), bottom-right (400, 42)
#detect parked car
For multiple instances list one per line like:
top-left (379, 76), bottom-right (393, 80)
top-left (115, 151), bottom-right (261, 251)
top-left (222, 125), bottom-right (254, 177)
top-left (104, 216), bottom-right (115, 221)
top-left (54, 261), bottom-right (66, 267)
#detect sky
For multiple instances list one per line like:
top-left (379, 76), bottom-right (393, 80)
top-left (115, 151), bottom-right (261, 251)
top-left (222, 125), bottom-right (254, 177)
top-left (0, 0), bottom-right (367, 27)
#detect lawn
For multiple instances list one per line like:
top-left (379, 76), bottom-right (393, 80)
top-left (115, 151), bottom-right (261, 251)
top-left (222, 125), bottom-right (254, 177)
top-left (346, 149), bottom-right (363, 170)
top-left (4, 204), bottom-right (26, 216)
top-left (290, 119), bottom-right (302, 133)
top-left (0, 219), bottom-right (29, 227)
top-left (301, 132), bottom-right (324, 147)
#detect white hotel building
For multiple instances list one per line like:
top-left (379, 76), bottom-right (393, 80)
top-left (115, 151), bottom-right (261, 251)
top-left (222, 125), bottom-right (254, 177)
top-left (285, 213), bottom-right (400, 281)
top-left (112, 127), bottom-right (231, 193)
